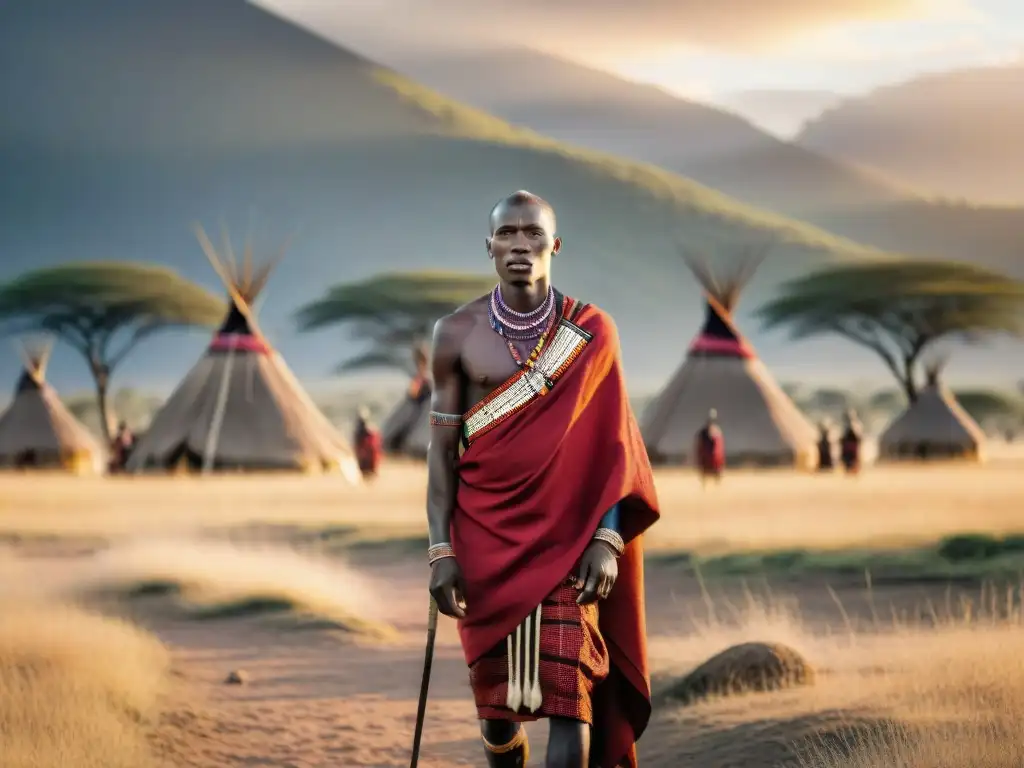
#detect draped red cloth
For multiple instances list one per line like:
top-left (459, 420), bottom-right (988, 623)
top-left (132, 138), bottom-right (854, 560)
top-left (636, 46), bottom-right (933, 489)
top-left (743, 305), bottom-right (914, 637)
top-left (452, 300), bottom-right (660, 768)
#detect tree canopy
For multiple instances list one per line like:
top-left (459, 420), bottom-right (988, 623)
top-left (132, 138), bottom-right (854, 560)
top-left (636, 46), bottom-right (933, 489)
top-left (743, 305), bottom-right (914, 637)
top-left (953, 389), bottom-right (1023, 427)
top-left (0, 261), bottom-right (225, 442)
top-left (756, 259), bottom-right (1024, 401)
top-left (867, 389), bottom-right (908, 414)
top-left (294, 270), bottom-right (495, 374)
top-left (64, 386), bottom-right (165, 435)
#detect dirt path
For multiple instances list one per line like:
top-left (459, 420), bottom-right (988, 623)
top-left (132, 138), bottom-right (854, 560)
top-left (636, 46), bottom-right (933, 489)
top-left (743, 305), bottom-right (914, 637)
top-left (138, 557), bottom-right (984, 767)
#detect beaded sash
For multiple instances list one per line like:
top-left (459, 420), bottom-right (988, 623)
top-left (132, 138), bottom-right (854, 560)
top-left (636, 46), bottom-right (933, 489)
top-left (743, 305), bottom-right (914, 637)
top-left (462, 313), bottom-right (593, 445)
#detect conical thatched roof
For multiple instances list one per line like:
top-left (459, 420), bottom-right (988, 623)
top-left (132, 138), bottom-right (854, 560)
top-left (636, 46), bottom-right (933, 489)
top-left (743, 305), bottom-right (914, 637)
top-left (0, 339), bottom-right (105, 473)
top-left (641, 243), bottom-right (818, 468)
top-left (126, 226), bottom-right (360, 479)
top-left (878, 356), bottom-right (985, 461)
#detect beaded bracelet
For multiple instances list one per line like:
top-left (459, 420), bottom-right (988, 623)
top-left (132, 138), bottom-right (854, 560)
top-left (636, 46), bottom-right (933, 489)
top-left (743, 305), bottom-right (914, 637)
top-left (428, 542), bottom-right (456, 565)
top-left (429, 411), bottom-right (463, 427)
top-left (592, 528), bottom-right (625, 557)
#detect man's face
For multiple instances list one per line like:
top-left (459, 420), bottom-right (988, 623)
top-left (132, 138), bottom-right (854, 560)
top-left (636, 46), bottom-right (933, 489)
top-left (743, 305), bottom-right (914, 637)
top-left (486, 203), bottom-right (560, 287)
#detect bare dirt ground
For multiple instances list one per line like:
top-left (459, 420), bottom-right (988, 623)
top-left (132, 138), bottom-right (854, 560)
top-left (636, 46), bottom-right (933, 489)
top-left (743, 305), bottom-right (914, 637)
top-left (2, 460), bottom-right (1024, 767)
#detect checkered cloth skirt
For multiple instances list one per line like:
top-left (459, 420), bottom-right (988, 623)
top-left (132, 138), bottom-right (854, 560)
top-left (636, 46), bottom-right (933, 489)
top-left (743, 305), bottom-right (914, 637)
top-left (468, 577), bottom-right (610, 724)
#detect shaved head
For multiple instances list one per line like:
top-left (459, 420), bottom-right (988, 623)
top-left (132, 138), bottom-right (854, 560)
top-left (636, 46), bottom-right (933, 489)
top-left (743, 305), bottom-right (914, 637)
top-left (489, 190), bottom-right (556, 234)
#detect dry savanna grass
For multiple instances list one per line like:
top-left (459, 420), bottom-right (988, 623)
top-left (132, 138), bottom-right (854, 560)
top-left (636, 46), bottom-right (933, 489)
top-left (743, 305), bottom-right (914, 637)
top-left (1, 460), bottom-right (1023, 555)
top-left (0, 599), bottom-right (171, 768)
top-left (0, 537), bottom-right (399, 642)
top-left (797, 637), bottom-right (1024, 768)
top-left (74, 538), bottom-right (400, 640)
top-left (644, 578), bottom-right (1024, 768)
top-left (802, 616), bottom-right (1024, 768)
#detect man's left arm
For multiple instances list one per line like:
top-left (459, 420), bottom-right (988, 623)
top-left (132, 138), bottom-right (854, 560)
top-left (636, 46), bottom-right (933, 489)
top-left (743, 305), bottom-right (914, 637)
top-left (576, 307), bottom-right (646, 604)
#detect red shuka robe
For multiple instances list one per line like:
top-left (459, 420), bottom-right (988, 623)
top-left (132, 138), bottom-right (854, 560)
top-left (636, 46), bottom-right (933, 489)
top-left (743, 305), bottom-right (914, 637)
top-left (695, 425), bottom-right (725, 473)
top-left (451, 297), bottom-right (661, 768)
top-left (355, 428), bottom-right (382, 474)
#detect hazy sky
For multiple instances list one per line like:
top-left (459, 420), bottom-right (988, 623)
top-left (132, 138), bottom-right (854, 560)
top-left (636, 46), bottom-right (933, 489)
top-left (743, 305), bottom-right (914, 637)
top-left (258, 0), bottom-right (1023, 133)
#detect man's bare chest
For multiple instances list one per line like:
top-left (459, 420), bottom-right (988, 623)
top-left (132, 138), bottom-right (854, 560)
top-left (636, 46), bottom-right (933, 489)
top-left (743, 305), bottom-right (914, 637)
top-left (460, 324), bottom-right (523, 408)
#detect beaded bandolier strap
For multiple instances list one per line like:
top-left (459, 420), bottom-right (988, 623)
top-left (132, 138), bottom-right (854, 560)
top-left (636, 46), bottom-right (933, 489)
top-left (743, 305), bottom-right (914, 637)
top-left (463, 296), bottom-right (592, 446)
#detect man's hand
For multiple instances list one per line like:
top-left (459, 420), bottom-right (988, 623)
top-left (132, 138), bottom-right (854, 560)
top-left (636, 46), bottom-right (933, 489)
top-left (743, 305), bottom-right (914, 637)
top-left (429, 557), bottom-right (467, 618)
top-left (575, 540), bottom-right (619, 605)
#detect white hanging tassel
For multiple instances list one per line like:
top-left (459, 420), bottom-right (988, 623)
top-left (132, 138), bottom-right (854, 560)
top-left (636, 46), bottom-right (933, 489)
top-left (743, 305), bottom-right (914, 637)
top-left (506, 605), bottom-right (545, 713)
top-left (522, 611), bottom-right (533, 709)
top-left (526, 605), bottom-right (543, 712)
top-left (506, 623), bottom-right (523, 711)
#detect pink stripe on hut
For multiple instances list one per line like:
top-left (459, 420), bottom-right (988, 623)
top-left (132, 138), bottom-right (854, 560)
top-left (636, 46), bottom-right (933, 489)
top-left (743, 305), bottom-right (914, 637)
top-left (688, 334), bottom-right (754, 358)
top-left (209, 333), bottom-right (270, 354)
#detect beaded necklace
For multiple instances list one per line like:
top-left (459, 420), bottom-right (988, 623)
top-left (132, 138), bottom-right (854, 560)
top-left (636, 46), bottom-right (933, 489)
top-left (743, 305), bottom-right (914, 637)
top-left (489, 285), bottom-right (554, 338)
top-left (488, 285), bottom-right (556, 369)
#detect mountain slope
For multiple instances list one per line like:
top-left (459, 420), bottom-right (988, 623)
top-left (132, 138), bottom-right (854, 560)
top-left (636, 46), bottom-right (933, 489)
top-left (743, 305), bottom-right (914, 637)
top-left (798, 64), bottom-right (1024, 205)
top-left (394, 48), bottom-right (911, 214)
top-left (715, 89), bottom-right (842, 138)
top-left (388, 48), bottom-right (1024, 276)
top-left (0, 0), bottom-right (900, 396)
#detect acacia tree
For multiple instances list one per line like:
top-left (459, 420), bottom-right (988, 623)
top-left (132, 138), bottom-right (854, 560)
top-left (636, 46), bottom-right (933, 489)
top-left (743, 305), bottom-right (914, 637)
top-left (294, 270), bottom-right (496, 374)
top-left (0, 262), bottom-right (225, 444)
top-left (756, 260), bottom-right (1024, 403)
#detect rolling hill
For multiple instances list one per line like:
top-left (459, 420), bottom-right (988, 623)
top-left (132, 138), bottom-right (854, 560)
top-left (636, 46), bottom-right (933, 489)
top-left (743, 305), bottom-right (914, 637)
top-left (0, 0), bottom-right (913, 396)
top-left (385, 48), bottom-right (1024, 277)
top-left (392, 48), bottom-right (911, 214)
top-left (798, 64), bottom-right (1024, 205)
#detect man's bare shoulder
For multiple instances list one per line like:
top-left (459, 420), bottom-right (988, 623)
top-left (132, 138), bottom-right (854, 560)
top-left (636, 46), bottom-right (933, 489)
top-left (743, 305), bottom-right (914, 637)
top-left (432, 294), bottom-right (488, 348)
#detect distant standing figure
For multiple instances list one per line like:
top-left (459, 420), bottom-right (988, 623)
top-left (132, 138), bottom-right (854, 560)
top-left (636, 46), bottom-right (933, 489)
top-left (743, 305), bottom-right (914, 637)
top-left (695, 408), bottom-right (725, 486)
top-left (408, 345), bottom-right (432, 403)
top-left (817, 421), bottom-right (834, 471)
top-left (110, 420), bottom-right (135, 473)
top-left (840, 409), bottom-right (863, 474)
top-left (382, 344), bottom-right (434, 455)
top-left (353, 407), bottom-right (383, 480)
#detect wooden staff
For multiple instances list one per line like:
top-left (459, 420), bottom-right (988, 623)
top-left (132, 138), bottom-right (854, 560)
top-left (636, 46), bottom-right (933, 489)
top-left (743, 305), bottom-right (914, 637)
top-left (409, 595), bottom-right (439, 768)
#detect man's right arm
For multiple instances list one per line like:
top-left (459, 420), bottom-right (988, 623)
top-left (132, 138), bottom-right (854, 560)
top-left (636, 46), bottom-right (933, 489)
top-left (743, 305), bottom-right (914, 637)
top-left (425, 315), bottom-right (464, 548)
top-left (425, 314), bottom-right (468, 618)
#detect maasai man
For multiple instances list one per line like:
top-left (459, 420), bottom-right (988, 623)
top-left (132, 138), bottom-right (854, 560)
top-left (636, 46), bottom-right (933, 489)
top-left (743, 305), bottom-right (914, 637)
top-left (353, 406), bottom-right (382, 480)
top-left (694, 409), bottom-right (725, 486)
top-left (425, 190), bottom-right (660, 767)
top-left (817, 421), bottom-right (835, 471)
top-left (109, 420), bottom-right (135, 474)
top-left (840, 408), bottom-right (863, 475)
